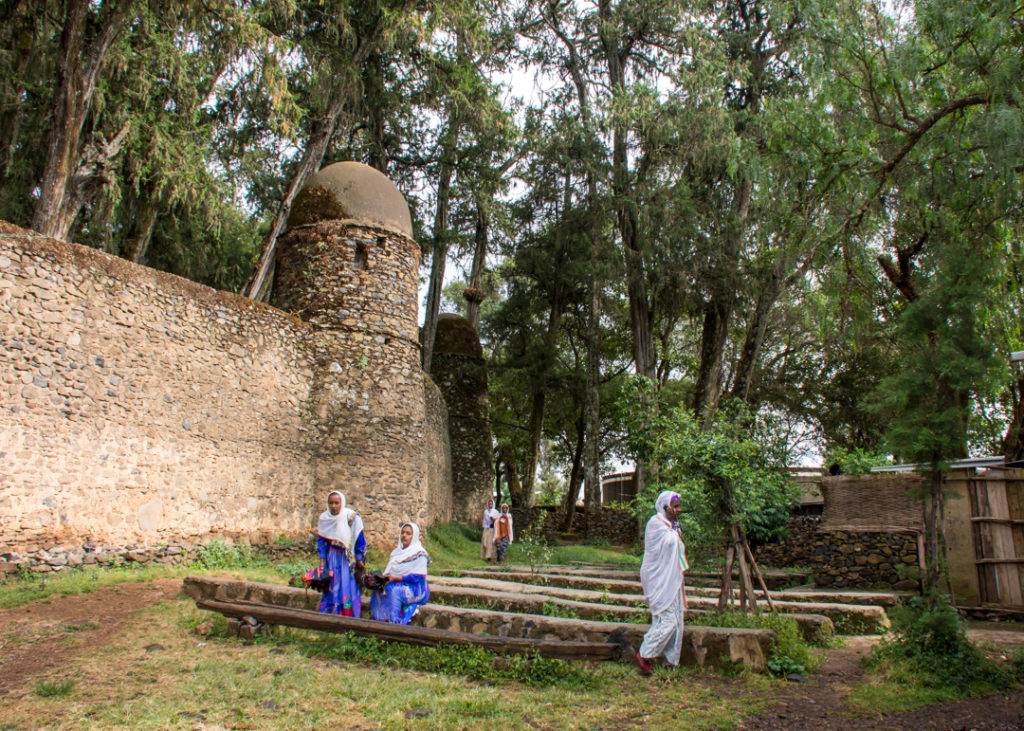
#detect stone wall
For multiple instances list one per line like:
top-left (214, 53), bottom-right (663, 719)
top-left (1, 222), bottom-right (318, 553)
top-left (272, 219), bottom-right (446, 543)
top-left (1, 214), bottom-right (453, 554)
top-left (430, 314), bottom-right (493, 524)
top-left (422, 374), bottom-right (453, 528)
top-left (511, 506), bottom-right (639, 546)
top-left (754, 515), bottom-right (921, 590)
top-left (754, 516), bottom-right (823, 569)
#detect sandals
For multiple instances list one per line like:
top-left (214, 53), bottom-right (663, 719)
top-left (636, 651), bottom-right (653, 676)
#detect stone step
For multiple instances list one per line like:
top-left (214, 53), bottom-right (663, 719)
top-left (469, 564), bottom-right (812, 590)
top-left (181, 576), bottom-right (773, 671)
top-left (415, 602), bottom-right (773, 672)
top-left (433, 574), bottom-right (885, 635)
top-left (430, 576), bottom-right (834, 641)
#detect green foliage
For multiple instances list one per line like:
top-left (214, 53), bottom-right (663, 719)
top-left (517, 513), bottom-right (554, 575)
top-left (868, 592), bottom-right (1013, 693)
top-left (191, 541), bottom-right (267, 570)
top-left (823, 448), bottom-right (892, 476)
top-left (541, 598), bottom-right (578, 619)
top-left (34, 678), bottom-right (75, 697)
top-left (272, 629), bottom-right (594, 688)
top-left (624, 378), bottom-right (798, 547)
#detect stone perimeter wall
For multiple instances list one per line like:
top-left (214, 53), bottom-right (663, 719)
top-left (1, 223), bottom-right (318, 553)
top-left (1, 221), bottom-right (453, 556)
top-left (755, 516), bottom-right (921, 590)
top-left (511, 506), bottom-right (639, 546)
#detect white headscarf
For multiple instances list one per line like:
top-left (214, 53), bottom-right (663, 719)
top-left (384, 522), bottom-right (431, 577)
top-left (317, 491), bottom-right (363, 550)
top-left (640, 490), bottom-right (687, 615)
top-left (482, 499), bottom-right (500, 528)
top-left (497, 504), bottom-right (514, 542)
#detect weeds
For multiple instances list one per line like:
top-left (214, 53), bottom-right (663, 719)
top-left (866, 591), bottom-right (1013, 693)
top-left (269, 628), bottom-right (595, 688)
top-left (694, 610), bottom-right (820, 676)
top-left (34, 678), bottom-right (75, 697)
top-left (191, 541), bottom-right (267, 570)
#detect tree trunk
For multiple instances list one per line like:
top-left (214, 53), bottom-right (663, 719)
top-left (523, 298), bottom-right (564, 495)
top-left (583, 265), bottom-right (602, 537)
top-left (420, 119), bottom-right (461, 372)
top-left (243, 89), bottom-right (347, 300)
top-left (465, 196), bottom-right (490, 331)
top-left (505, 457), bottom-right (529, 509)
top-left (124, 181), bottom-right (160, 263)
top-left (730, 267), bottom-right (781, 404)
top-left (923, 469), bottom-right (943, 595)
top-left (1001, 374), bottom-right (1024, 462)
top-left (560, 412), bottom-right (586, 532)
top-left (32, 0), bottom-right (129, 239)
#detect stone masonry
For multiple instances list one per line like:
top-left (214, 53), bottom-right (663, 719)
top-left (0, 162), bottom-right (455, 557)
top-left (429, 313), bottom-right (493, 523)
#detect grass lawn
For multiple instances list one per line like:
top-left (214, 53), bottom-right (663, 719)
top-left (0, 525), bottom-right (770, 731)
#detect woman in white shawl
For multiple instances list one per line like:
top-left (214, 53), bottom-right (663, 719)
top-left (316, 491), bottom-right (366, 616)
top-left (480, 499), bottom-right (500, 561)
top-left (637, 490), bottom-right (688, 674)
top-left (370, 522), bottom-right (431, 624)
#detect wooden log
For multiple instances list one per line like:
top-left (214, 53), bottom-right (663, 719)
top-left (195, 599), bottom-right (622, 661)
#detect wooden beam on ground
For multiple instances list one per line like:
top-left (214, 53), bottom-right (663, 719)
top-left (195, 599), bottom-right (622, 661)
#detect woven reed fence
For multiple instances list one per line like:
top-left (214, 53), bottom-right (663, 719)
top-left (821, 474), bottom-right (926, 532)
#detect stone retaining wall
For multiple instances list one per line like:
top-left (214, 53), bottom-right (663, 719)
top-left (0, 540), bottom-right (314, 579)
top-left (511, 506), bottom-right (639, 545)
top-left (755, 516), bottom-right (921, 590)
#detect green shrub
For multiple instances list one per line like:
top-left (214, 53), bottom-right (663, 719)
top-left (191, 540), bottom-right (266, 570)
top-left (35, 678), bottom-right (75, 697)
top-left (868, 591), bottom-right (1013, 692)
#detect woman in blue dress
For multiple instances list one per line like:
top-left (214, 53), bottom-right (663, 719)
top-left (316, 491), bottom-right (366, 617)
top-left (370, 522), bottom-right (430, 624)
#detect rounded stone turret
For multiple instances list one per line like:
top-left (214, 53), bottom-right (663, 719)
top-left (430, 314), bottom-right (493, 523)
top-left (270, 161), bottom-right (451, 546)
top-left (272, 162), bottom-right (419, 344)
top-left (286, 161), bottom-right (414, 237)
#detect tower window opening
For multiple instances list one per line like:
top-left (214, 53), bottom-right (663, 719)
top-left (354, 242), bottom-right (369, 270)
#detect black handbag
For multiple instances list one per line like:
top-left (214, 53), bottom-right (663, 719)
top-left (362, 570), bottom-right (388, 591)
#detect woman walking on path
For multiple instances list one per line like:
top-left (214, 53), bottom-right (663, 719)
top-left (316, 491), bottom-right (366, 617)
top-left (636, 490), bottom-right (688, 674)
top-left (494, 504), bottom-right (513, 563)
top-left (480, 499), bottom-right (500, 561)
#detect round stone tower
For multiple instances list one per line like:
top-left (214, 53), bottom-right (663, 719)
top-left (430, 314), bottom-right (494, 523)
top-left (272, 161), bottom-right (447, 545)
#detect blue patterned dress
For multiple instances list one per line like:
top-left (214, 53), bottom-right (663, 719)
top-left (370, 573), bottom-right (430, 624)
top-left (370, 522), bottom-right (431, 624)
top-left (317, 529), bottom-right (366, 617)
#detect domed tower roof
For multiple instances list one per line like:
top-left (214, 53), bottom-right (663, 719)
top-left (434, 313), bottom-right (483, 358)
top-left (287, 161), bottom-right (414, 239)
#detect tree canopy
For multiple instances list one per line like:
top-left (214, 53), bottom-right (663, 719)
top-left (4, 0), bottom-right (1023, 526)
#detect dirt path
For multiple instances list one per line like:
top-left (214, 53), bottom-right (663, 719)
top-left (0, 578), bottom-right (180, 697)
top-left (736, 634), bottom-right (1024, 730)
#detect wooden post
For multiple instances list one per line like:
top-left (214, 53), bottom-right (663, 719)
top-left (744, 540), bottom-right (776, 612)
